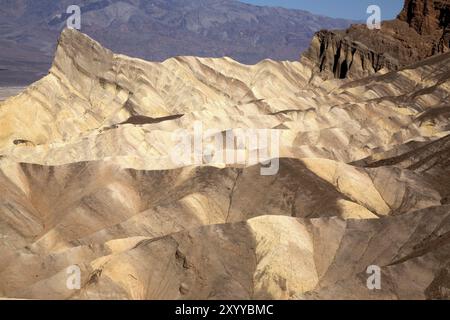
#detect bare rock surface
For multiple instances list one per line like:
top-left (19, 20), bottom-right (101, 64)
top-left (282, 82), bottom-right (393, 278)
top-left (0, 11), bottom-right (449, 300)
top-left (0, 88), bottom-right (24, 102)
top-left (302, 0), bottom-right (450, 79)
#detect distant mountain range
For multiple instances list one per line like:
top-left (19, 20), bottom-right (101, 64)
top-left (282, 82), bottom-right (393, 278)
top-left (0, 0), bottom-right (354, 85)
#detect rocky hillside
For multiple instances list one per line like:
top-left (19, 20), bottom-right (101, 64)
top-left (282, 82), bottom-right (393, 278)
top-left (0, 27), bottom-right (449, 299)
top-left (0, 0), bottom-right (353, 85)
top-left (302, 0), bottom-right (450, 79)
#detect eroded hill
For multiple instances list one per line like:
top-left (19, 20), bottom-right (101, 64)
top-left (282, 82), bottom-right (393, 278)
top-left (1, 0), bottom-right (450, 299)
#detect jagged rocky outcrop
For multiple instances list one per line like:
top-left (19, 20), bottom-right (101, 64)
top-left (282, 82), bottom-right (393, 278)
top-left (399, 0), bottom-right (450, 54)
top-left (302, 0), bottom-right (450, 79)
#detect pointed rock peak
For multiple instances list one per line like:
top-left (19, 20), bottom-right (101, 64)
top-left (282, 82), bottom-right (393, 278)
top-left (56, 28), bottom-right (112, 56)
top-left (51, 28), bottom-right (114, 77)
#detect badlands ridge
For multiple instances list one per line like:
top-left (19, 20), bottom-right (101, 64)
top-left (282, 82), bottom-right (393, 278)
top-left (0, 23), bottom-right (449, 299)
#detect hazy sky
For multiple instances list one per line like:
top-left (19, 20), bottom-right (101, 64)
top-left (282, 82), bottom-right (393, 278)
top-left (240, 0), bottom-right (404, 20)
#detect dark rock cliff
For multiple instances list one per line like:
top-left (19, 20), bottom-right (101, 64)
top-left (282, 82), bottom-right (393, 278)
top-left (302, 0), bottom-right (450, 79)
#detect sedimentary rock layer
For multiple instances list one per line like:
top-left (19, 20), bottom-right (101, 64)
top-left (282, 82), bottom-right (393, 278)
top-left (0, 25), bottom-right (449, 300)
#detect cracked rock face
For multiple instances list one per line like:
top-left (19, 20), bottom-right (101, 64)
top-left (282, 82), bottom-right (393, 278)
top-left (0, 19), bottom-right (450, 299)
top-left (302, 0), bottom-right (450, 79)
top-left (398, 0), bottom-right (450, 36)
